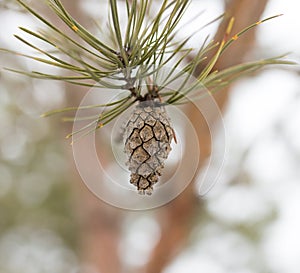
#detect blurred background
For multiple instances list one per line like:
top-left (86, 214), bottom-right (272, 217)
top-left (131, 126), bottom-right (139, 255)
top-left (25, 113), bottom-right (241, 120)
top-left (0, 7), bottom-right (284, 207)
top-left (0, 0), bottom-right (299, 273)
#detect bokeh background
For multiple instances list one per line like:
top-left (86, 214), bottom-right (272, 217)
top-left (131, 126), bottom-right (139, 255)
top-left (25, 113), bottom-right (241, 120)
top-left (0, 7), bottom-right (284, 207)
top-left (0, 0), bottom-right (300, 273)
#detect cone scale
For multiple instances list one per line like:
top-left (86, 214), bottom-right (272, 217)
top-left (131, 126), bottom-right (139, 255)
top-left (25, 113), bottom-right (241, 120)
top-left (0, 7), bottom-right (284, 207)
top-left (123, 100), bottom-right (174, 195)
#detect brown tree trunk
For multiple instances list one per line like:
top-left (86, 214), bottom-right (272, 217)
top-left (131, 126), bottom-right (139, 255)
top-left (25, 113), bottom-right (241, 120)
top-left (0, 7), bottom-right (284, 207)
top-left (58, 1), bottom-right (124, 273)
top-left (143, 1), bottom-right (269, 273)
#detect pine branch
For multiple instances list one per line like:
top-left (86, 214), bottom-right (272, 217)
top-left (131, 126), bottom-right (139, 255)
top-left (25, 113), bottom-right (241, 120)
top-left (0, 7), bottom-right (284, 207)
top-left (0, 0), bottom-right (295, 137)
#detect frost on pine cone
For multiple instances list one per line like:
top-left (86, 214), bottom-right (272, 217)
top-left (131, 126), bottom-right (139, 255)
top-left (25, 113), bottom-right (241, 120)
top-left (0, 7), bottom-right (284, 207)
top-left (123, 101), bottom-right (174, 195)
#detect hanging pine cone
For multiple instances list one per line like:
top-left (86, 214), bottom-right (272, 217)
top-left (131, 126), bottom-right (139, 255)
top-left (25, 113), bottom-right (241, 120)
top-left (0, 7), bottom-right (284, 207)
top-left (123, 101), bottom-right (174, 195)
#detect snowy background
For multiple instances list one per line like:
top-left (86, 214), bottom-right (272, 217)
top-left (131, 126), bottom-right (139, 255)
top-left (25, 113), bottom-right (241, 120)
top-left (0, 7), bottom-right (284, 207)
top-left (0, 0), bottom-right (300, 273)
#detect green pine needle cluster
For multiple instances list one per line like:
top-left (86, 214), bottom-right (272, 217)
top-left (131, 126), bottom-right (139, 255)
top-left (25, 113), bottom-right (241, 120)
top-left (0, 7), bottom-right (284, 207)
top-left (0, 0), bottom-right (295, 138)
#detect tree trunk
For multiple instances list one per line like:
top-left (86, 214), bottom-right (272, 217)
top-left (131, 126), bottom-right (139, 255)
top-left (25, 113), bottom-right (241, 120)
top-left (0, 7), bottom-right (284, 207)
top-left (59, 1), bottom-right (124, 273)
top-left (143, 1), bottom-right (269, 273)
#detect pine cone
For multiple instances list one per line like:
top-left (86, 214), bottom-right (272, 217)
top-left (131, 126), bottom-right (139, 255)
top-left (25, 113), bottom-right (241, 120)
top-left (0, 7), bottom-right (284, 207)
top-left (123, 101), bottom-right (174, 195)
